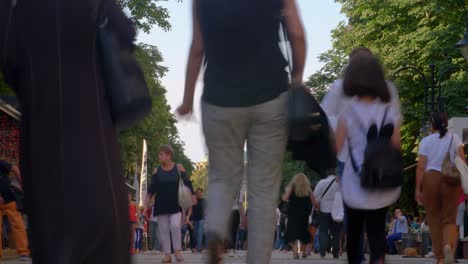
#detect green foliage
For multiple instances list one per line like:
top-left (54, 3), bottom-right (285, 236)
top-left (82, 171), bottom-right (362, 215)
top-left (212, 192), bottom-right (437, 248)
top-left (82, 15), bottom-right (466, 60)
top-left (118, 0), bottom-right (172, 33)
top-left (310, 0), bottom-right (468, 214)
top-left (191, 163), bottom-right (208, 193)
top-left (119, 43), bottom-right (192, 184)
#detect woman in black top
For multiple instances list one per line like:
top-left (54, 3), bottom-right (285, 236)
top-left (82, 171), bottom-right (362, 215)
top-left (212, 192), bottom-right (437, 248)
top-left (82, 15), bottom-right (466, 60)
top-left (177, 0), bottom-right (305, 263)
top-left (144, 145), bottom-right (194, 263)
top-left (282, 173), bottom-right (318, 259)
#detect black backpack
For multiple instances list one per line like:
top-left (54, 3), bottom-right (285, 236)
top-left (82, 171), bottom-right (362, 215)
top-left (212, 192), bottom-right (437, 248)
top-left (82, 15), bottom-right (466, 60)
top-left (348, 106), bottom-right (403, 189)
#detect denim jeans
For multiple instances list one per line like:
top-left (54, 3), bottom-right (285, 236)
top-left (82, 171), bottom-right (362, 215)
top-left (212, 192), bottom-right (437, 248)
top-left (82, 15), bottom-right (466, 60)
top-left (149, 221), bottom-right (160, 251)
top-left (135, 228), bottom-right (143, 251)
top-left (387, 232), bottom-right (402, 254)
top-left (192, 220), bottom-right (205, 252)
top-left (274, 225), bottom-right (285, 250)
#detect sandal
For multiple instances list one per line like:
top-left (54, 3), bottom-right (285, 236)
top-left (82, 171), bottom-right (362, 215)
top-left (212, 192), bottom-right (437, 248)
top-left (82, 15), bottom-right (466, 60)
top-left (162, 254), bottom-right (172, 263)
top-left (175, 251), bottom-right (184, 262)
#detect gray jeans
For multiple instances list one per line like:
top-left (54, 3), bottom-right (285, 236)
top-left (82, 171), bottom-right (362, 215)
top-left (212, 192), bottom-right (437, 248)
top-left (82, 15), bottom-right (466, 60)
top-left (202, 92), bottom-right (288, 264)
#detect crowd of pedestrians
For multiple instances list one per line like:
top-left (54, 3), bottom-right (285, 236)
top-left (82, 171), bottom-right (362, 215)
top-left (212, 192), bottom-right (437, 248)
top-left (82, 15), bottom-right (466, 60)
top-left (0, 0), bottom-right (466, 263)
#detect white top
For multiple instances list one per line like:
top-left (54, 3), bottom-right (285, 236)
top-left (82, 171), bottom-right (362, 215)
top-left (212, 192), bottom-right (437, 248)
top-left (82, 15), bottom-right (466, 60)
top-left (321, 79), bottom-right (402, 162)
top-left (150, 213), bottom-right (158, 223)
top-left (332, 191), bottom-right (344, 222)
top-left (232, 192), bottom-right (245, 211)
top-left (314, 175), bottom-right (339, 213)
top-left (340, 100), bottom-right (401, 210)
top-left (418, 132), bottom-right (463, 172)
top-left (276, 208), bottom-right (281, 226)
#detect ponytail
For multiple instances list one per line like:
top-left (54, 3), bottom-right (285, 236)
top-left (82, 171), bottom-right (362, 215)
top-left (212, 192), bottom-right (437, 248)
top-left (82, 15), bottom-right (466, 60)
top-left (431, 112), bottom-right (448, 138)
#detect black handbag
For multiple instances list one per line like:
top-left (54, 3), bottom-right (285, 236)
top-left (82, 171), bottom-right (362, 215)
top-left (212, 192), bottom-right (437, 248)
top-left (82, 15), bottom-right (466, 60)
top-left (280, 23), bottom-right (336, 175)
top-left (96, 2), bottom-right (152, 131)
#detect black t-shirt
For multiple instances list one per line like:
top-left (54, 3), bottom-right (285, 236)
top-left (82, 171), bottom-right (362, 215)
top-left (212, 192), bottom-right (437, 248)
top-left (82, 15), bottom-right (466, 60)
top-left (0, 160), bottom-right (15, 203)
top-left (192, 198), bottom-right (205, 221)
top-left (148, 165), bottom-right (193, 216)
top-left (197, 0), bottom-right (288, 107)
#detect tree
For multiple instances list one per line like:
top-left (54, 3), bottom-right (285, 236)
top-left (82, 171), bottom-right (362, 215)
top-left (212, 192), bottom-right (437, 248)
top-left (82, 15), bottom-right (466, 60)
top-left (310, 0), bottom-right (468, 214)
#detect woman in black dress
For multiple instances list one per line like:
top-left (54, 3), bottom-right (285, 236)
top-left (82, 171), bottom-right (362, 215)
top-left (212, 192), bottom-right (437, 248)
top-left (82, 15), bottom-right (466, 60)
top-left (282, 173), bottom-right (319, 259)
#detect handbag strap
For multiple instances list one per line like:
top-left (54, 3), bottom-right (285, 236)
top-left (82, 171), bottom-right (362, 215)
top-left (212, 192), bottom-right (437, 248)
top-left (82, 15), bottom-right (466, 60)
top-left (445, 133), bottom-right (454, 161)
top-left (320, 178), bottom-right (336, 200)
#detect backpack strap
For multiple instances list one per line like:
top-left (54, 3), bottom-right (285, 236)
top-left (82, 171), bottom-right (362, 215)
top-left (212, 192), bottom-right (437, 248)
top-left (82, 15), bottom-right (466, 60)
top-left (379, 106), bottom-right (390, 130)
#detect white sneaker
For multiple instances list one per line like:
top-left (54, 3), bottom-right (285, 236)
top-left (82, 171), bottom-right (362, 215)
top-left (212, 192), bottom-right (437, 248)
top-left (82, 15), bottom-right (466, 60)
top-left (229, 250), bottom-right (235, 257)
top-left (425, 251), bottom-right (434, 258)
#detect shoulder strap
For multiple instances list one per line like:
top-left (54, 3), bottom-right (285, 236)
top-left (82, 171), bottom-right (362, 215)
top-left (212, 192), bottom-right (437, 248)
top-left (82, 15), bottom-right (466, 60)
top-left (379, 106), bottom-right (390, 130)
top-left (320, 178), bottom-right (336, 200)
top-left (175, 164), bottom-right (182, 182)
top-left (446, 133), bottom-right (454, 157)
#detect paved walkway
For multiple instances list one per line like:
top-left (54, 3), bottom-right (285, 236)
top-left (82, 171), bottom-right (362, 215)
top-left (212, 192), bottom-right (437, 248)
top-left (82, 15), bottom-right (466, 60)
top-left (4, 251), bottom-right (468, 263)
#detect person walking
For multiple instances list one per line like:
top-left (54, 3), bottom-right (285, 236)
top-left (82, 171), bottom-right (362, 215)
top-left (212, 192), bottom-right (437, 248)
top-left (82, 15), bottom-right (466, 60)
top-left (386, 209), bottom-right (408, 255)
top-left (144, 145), bottom-right (195, 263)
top-left (177, 0), bottom-right (305, 263)
top-left (416, 112), bottom-right (466, 264)
top-left (314, 172), bottom-right (340, 259)
top-left (0, 160), bottom-right (29, 261)
top-left (148, 205), bottom-right (161, 252)
top-left (192, 188), bottom-right (206, 253)
top-left (135, 207), bottom-right (147, 253)
top-left (335, 53), bottom-right (402, 264)
top-left (128, 193), bottom-right (138, 255)
top-left (282, 173), bottom-right (319, 259)
top-left (0, 1), bottom-right (135, 263)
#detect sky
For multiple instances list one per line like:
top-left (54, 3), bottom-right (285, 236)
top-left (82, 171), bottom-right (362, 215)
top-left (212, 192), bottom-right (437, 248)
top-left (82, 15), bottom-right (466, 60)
top-left (138, 1), bottom-right (346, 162)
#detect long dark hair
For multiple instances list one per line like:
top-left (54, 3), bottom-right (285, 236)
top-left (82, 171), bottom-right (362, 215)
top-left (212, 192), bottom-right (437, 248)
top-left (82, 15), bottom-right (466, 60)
top-left (431, 112), bottom-right (448, 138)
top-left (343, 53), bottom-right (390, 103)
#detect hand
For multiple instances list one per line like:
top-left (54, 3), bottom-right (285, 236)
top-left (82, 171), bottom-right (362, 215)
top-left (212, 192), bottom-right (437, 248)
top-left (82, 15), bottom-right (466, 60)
top-left (313, 202), bottom-right (320, 210)
top-left (176, 102), bottom-right (193, 117)
top-left (415, 191), bottom-right (424, 205)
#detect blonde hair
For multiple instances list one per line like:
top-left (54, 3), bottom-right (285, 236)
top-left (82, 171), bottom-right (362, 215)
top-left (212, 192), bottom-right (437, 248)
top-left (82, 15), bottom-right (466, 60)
top-left (289, 173), bottom-right (311, 198)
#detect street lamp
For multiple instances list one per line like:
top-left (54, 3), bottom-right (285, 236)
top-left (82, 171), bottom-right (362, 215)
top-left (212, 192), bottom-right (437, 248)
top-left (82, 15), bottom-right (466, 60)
top-left (456, 17), bottom-right (468, 62)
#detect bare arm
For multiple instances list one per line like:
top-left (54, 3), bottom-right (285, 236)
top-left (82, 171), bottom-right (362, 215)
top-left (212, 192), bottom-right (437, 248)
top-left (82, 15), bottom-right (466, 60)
top-left (309, 188), bottom-right (319, 209)
top-left (459, 146), bottom-right (467, 165)
top-left (177, 0), bottom-right (205, 115)
top-left (10, 165), bottom-right (22, 186)
top-left (282, 186), bottom-right (292, 202)
top-left (391, 123), bottom-right (402, 150)
top-left (283, 0), bottom-right (306, 85)
top-left (335, 117), bottom-right (347, 154)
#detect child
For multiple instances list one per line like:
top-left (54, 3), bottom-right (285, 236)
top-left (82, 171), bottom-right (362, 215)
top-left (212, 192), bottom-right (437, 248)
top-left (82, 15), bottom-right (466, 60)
top-left (128, 193), bottom-right (137, 255)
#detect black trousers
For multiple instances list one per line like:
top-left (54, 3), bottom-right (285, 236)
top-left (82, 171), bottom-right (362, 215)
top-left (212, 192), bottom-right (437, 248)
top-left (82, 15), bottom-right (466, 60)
top-left (345, 205), bottom-right (388, 264)
top-left (318, 212), bottom-right (341, 257)
top-left (230, 210), bottom-right (240, 249)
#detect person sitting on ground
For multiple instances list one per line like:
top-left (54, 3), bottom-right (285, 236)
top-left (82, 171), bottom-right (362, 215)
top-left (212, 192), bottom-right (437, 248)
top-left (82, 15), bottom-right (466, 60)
top-left (387, 209), bottom-right (408, 255)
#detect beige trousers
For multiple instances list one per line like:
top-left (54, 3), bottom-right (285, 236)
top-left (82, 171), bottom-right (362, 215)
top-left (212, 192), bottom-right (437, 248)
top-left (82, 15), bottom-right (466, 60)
top-left (202, 93), bottom-right (288, 264)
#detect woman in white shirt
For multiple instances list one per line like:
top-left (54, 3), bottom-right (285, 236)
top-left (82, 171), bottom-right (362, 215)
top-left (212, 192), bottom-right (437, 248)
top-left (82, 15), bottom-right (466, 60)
top-left (416, 112), bottom-right (466, 264)
top-left (335, 53), bottom-right (402, 264)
